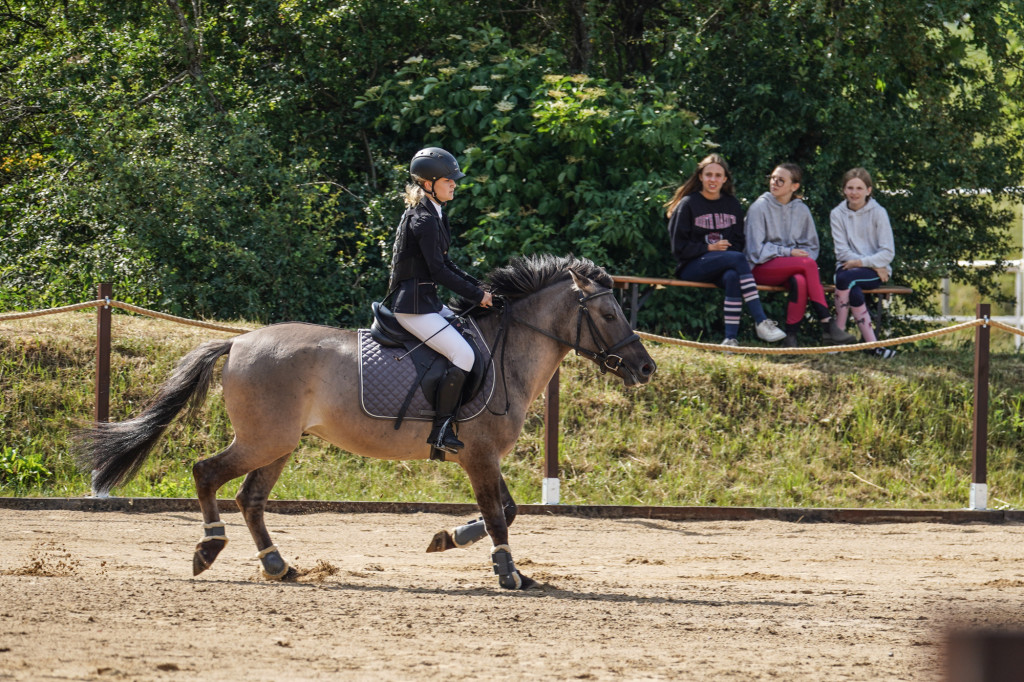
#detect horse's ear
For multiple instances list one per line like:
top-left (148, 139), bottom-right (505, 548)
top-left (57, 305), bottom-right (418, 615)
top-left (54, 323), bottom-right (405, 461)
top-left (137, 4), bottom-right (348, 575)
top-left (569, 268), bottom-right (595, 292)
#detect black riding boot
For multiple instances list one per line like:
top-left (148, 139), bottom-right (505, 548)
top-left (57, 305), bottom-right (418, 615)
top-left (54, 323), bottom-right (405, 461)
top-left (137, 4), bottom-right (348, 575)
top-left (428, 366), bottom-right (467, 454)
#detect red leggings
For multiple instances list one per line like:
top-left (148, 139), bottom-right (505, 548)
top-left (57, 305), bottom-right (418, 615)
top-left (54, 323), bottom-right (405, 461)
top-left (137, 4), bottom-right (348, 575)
top-left (752, 257), bottom-right (828, 325)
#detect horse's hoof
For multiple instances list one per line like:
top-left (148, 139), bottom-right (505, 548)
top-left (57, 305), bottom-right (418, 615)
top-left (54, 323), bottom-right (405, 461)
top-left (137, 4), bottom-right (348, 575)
top-left (258, 547), bottom-right (294, 580)
top-left (192, 537), bottom-right (228, 576)
top-left (263, 565), bottom-right (299, 582)
top-left (497, 570), bottom-right (535, 590)
top-left (426, 530), bottom-right (457, 553)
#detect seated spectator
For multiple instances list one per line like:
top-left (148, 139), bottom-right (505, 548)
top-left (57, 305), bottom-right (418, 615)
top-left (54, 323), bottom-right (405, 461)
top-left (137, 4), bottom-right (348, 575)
top-left (745, 163), bottom-right (856, 348)
top-left (666, 154), bottom-right (786, 347)
top-left (830, 167), bottom-right (897, 359)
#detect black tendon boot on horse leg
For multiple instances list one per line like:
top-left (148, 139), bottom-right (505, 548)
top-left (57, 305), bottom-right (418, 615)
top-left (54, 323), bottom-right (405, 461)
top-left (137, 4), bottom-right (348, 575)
top-left (429, 365), bottom-right (467, 454)
top-left (491, 544), bottom-right (536, 590)
top-left (427, 475), bottom-right (519, 553)
top-left (193, 521), bottom-right (228, 576)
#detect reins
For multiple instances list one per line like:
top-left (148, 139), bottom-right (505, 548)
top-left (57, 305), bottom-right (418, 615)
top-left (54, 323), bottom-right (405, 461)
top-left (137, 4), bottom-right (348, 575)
top-left (510, 289), bottom-right (641, 374)
top-left (474, 286), bottom-right (642, 417)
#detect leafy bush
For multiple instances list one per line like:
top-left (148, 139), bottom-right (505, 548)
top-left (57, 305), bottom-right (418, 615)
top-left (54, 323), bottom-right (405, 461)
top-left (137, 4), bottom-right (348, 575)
top-left (2, 1), bottom-right (1021, 338)
top-left (654, 0), bottom-right (1024, 320)
top-left (0, 446), bottom-right (53, 493)
top-left (357, 26), bottom-right (711, 328)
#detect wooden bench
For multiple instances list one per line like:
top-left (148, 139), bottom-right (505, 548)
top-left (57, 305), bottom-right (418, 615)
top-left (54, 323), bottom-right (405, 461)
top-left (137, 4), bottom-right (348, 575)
top-left (610, 274), bottom-right (913, 330)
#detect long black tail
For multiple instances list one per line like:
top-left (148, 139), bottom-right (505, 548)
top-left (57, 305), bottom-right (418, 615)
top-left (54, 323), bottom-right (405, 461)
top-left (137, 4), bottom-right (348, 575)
top-left (75, 339), bottom-right (233, 494)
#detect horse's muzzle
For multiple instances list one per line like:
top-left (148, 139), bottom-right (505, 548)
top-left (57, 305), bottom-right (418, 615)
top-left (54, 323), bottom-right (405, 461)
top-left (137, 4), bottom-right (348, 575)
top-left (617, 356), bottom-right (656, 386)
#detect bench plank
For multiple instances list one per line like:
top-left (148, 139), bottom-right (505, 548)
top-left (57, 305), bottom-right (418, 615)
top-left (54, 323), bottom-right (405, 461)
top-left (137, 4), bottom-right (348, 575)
top-left (611, 274), bottom-right (912, 296)
top-left (610, 275), bottom-right (912, 329)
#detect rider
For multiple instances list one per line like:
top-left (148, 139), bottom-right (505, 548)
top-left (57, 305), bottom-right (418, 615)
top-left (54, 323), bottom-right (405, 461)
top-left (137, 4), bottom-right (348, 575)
top-left (388, 147), bottom-right (493, 454)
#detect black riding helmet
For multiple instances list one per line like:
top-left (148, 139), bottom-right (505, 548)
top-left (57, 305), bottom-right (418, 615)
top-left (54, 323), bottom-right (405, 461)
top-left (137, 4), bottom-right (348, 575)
top-left (410, 147), bottom-right (466, 183)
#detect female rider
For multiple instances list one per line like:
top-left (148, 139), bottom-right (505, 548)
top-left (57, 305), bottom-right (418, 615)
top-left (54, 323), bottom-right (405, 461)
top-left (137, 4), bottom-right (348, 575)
top-left (388, 147), bottom-right (492, 453)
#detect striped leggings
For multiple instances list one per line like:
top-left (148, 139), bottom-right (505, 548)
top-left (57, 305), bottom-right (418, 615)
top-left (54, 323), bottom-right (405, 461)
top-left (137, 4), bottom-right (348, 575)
top-left (677, 251), bottom-right (768, 339)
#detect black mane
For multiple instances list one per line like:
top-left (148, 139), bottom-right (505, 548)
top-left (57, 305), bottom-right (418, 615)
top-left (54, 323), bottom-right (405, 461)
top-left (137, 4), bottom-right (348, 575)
top-left (453, 254), bottom-right (612, 315)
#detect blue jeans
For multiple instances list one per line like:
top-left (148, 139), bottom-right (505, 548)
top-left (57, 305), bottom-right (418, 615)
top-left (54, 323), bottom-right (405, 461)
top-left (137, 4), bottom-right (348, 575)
top-left (676, 251), bottom-right (754, 300)
top-left (676, 251), bottom-right (768, 337)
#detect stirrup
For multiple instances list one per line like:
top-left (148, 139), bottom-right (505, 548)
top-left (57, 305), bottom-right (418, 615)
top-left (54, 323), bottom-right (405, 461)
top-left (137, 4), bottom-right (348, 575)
top-left (432, 419), bottom-right (463, 454)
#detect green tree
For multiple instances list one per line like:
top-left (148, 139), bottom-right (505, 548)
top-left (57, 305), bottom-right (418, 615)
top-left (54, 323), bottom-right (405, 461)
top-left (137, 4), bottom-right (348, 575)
top-left (358, 27), bottom-right (709, 278)
top-left (652, 0), bottom-right (1024, 311)
top-left (0, 0), bottom-right (493, 323)
top-left (3, 0), bottom-right (1022, 338)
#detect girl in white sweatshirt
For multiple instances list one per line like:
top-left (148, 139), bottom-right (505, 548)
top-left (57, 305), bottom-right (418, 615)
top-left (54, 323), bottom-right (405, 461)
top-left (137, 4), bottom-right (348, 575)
top-left (830, 167), bottom-right (897, 358)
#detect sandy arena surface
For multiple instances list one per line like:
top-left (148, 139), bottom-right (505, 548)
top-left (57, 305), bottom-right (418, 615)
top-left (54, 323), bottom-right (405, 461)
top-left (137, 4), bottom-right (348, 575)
top-left (1, 508), bottom-right (1023, 680)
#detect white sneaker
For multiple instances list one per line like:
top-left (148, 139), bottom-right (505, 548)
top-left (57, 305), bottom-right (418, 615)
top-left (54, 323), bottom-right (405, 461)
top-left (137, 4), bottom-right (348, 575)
top-left (755, 319), bottom-right (786, 343)
top-left (721, 338), bottom-right (740, 347)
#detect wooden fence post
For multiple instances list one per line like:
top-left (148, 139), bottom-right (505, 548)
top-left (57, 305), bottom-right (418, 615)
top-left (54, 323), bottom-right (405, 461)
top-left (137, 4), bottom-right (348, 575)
top-left (971, 303), bottom-right (990, 511)
top-left (94, 283), bottom-right (112, 423)
top-left (91, 283), bottom-right (112, 498)
top-left (542, 368), bottom-right (560, 504)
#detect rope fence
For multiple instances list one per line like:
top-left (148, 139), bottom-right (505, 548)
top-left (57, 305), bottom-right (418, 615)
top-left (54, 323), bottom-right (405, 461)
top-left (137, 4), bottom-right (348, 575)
top-left (4, 298), bottom-right (1021, 353)
top-left (0, 298), bottom-right (254, 334)
top-left (636, 318), bottom-right (1024, 354)
top-left (0, 288), bottom-right (1018, 510)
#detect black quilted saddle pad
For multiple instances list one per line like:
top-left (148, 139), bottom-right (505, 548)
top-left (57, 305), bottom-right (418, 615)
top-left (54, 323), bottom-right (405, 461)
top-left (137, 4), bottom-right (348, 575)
top-left (357, 319), bottom-right (495, 422)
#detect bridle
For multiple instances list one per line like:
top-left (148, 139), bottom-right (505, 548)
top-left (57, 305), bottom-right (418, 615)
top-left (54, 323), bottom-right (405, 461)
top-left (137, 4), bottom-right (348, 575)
top-left (471, 286), bottom-right (642, 417)
top-left (508, 288), bottom-right (641, 376)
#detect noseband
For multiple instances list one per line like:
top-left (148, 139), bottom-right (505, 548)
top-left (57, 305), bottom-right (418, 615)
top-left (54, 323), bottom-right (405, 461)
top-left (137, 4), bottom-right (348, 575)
top-left (511, 289), bottom-right (641, 375)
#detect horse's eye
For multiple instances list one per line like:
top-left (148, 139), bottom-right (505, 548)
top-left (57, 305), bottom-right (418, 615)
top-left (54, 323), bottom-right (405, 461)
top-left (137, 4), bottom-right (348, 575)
top-left (603, 313), bottom-right (616, 321)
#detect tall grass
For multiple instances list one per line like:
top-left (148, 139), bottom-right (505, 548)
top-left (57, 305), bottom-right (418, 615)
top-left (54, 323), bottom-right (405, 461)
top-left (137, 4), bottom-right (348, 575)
top-left (1, 311), bottom-right (1023, 509)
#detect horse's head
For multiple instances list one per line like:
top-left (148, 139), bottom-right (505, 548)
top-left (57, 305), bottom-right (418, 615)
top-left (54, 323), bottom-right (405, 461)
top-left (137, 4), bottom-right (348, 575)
top-left (563, 267), bottom-right (656, 386)
top-left (468, 254), bottom-right (656, 387)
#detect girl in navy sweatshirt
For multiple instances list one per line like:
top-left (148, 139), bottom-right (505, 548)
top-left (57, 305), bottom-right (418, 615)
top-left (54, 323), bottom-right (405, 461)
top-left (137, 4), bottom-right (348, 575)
top-left (666, 154), bottom-right (785, 346)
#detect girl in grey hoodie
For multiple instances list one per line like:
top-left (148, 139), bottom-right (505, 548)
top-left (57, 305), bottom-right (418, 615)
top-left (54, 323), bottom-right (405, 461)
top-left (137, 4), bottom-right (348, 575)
top-left (830, 167), bottom-right (897, 358)
top-left (745, 163), bottom-right (856, 347)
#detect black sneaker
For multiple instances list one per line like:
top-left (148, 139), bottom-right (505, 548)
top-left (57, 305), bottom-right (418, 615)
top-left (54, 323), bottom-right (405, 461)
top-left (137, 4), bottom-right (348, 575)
top-left (870, 347), bottom-right (897, 359)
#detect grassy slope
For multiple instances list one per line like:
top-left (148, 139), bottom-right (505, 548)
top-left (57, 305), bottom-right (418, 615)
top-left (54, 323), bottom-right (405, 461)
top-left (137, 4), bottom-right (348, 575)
top-left (1, 311), bottom-right (1023, 509)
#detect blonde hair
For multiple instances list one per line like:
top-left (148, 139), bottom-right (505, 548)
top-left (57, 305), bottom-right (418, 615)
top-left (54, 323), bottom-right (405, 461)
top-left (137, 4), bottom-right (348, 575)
top-left (403, 178), bottom-right (426, 207)
top-left (664, 154), bottom-right (734, 218)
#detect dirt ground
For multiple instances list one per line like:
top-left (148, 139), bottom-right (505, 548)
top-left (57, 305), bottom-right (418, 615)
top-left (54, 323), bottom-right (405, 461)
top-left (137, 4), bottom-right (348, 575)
top-left (1, 509), bottom-right (1023, 681)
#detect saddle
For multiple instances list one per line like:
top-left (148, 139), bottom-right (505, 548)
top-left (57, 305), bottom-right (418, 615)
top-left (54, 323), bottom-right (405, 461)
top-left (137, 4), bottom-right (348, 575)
top-left (358, 303), bottom-right (493, 428)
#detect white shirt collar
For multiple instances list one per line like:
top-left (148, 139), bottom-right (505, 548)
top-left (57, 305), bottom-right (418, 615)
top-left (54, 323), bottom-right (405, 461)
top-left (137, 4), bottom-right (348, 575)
top-left (427, 197), bottom-right (443, 218)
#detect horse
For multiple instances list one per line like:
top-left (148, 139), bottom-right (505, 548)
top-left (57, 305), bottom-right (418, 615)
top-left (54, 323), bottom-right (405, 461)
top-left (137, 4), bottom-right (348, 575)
top-left (76, 254), bottom-right (656, 589)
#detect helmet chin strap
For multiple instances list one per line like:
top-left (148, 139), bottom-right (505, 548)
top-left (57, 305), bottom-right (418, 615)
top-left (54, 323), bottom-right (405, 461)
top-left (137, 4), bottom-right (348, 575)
top-left (423, 179), bottom-right (448, 204)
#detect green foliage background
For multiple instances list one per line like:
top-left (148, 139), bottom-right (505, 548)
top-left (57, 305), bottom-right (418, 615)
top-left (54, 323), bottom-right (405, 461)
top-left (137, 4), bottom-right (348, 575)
top-left (2, 0), bottom-right (1023, 337)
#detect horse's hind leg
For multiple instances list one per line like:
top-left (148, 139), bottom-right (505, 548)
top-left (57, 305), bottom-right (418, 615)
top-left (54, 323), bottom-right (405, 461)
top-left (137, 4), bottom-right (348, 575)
top-left (236, 455), bottom-right (296, 581)
top-left (192, 440), bottom-right (260, 576)
top-left (426, 474), bottom-right (517, 553)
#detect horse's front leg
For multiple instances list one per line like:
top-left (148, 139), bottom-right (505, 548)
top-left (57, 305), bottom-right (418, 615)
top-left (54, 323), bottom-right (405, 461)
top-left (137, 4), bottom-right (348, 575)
top-left (426, 474), bottom-right (518, 553)
top-left (463, 459), bottom-right (535, 590)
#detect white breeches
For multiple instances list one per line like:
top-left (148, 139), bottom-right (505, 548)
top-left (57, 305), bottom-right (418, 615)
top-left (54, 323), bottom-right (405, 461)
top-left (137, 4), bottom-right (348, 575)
top-left (394, 307), bottom-right (474, 371)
